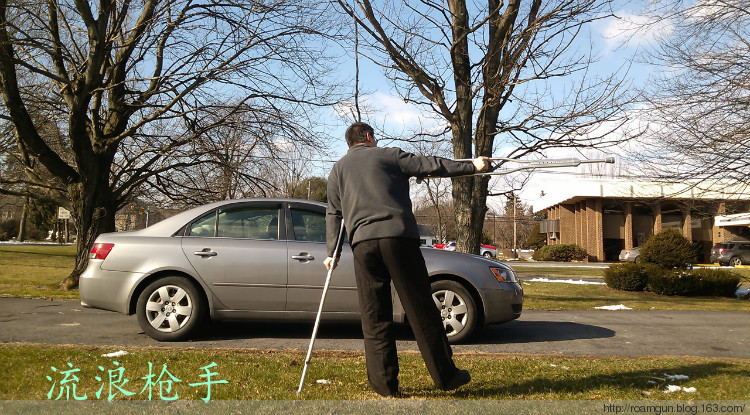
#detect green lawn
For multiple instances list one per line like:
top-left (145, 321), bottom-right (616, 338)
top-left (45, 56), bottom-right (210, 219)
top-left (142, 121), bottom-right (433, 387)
top-left (0, 245), bottom-right (78, 299)
top-left (1, 344), bottom-right (748, 401)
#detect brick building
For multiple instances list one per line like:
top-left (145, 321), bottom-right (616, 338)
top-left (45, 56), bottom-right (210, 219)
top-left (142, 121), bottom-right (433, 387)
top-left (536, 179), bottom-right (750, 262)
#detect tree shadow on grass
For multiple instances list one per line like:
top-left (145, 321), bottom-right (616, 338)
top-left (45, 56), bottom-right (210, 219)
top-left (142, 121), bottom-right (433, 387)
top-left (447, 361), bottom-right (750, 399)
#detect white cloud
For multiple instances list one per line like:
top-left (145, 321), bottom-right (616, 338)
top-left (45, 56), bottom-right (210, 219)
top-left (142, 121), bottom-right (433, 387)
top-left (595, 11), bottom-right (674, 53)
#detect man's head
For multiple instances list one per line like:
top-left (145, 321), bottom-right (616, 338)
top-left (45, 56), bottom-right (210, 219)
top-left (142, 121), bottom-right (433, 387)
top-left (345, 122), bottom-right (376, 148)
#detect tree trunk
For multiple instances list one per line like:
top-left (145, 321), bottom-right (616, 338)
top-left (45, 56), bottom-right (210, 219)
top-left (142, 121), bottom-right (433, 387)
top-left (17, 195), bottom-right (28, 241)
top-left (450, 125), bottom-right (489, 255)
top-left (59, 171), bottom-right (117, 290)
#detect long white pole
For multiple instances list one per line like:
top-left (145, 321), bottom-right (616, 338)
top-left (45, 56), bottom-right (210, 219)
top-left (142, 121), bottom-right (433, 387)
top-left (297, 219), bottom-right (346, 395)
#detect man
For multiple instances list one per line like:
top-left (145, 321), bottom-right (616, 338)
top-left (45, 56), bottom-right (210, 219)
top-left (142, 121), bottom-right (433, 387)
top-left (324, 122), bottom-right (490, 397)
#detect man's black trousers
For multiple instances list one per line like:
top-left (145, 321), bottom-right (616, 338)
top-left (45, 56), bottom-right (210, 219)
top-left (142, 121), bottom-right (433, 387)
top-left (351, 238), bottom-right (458, 396)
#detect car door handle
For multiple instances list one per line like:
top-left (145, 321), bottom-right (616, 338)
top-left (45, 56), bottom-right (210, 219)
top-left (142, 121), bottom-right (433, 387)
top-left (291, 254), bottom-right (315, 261)
top-left (194, 250), bottom-right (218, 257)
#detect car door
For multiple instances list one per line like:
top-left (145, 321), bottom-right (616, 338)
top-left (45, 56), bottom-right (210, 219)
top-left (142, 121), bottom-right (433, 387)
top-left (284, 202), bottom-right (359, 313)
top-left (181, 202), bottom-right (288, 311)
top-left (741, 243), bottom-right (750, 263)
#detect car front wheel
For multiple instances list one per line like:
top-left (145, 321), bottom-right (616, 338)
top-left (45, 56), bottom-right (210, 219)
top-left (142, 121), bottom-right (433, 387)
top-left (729, 256), bottom-right (742, 267)
top-left (136, 276), bottom-right (206, 341)
top-left (483, 251), bottom-right (492, 258)
top-left (431, 280), bottom-right (477, 343)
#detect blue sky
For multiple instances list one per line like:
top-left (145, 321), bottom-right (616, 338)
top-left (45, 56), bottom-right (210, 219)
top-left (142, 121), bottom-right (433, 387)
top-left (304, 0), bottom-right (674, 211)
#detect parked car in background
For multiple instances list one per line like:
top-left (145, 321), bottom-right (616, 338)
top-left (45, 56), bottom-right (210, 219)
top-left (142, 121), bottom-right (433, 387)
top-left (433, 241), bottom-right (496, 258)
top-left (710, 241), bottom-right (750, 266)
top-left (479, 244), bottom-right (497, 258)
top-left (80, 199), bottom-right (523, 343)
top-left (618, 247), bottom-right (641, 263)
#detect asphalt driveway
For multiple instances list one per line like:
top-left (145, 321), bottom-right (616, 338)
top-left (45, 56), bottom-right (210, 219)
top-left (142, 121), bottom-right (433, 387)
top-left (0, 297), bottom-right (747, 359)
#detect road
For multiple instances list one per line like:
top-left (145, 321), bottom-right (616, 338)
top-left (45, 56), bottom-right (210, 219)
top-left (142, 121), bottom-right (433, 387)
top-left (1, 298), bottom-right (747, 359)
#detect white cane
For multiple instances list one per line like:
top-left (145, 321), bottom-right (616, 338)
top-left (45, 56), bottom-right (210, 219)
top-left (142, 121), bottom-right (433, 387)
top-left (417, 156), bottom-right (615, 182)
top-left (297, 218), bottom-right (345, 395)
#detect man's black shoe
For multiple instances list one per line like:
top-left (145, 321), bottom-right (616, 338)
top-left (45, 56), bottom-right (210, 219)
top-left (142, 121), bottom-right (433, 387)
top-left (442, 369), bottom-right (471, 391)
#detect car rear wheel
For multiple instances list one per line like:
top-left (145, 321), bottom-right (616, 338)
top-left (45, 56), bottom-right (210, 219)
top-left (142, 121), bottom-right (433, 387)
top-left (483, 251), bottom-right (492, 258)
top-left (430, 280), bottom-right (477, 343)
top-left (136, 276), bottom-right (206, 341)
top-left (729, 256), bottom-right (742, 267)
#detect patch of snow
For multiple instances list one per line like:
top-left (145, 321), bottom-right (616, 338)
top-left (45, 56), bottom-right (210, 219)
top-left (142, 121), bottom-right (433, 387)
top-left (528, 278), bottom-right (606, 285)
top-left (594, 304), bottom-right (632, 310)
top-left (102, 350), bottom-right (129, 358)
top-left (316, 379), bottom-right (331, 385)
top-left (664, 374), bottom-right (689, 381)
top-left (665, 385), bottom-right (696, 393)
top-left (665, 385), bottom-right (682, 393)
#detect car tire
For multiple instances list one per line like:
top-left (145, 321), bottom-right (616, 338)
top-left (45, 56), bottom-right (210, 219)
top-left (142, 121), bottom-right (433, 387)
top-left (633, 256), bottom-right (640, 264)
top-left (483, 251), bottom-right (492, 258)
top-left (729, 256), bottom-right (742, 267)
top-left (430, 280), bottom-right (477, 344)
top-left (136, 276), bottom-right (206, 342)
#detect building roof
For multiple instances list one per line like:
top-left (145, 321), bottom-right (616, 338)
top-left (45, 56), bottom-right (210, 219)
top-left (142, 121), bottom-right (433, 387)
top-left (534, 178), bottom-right (750, 212)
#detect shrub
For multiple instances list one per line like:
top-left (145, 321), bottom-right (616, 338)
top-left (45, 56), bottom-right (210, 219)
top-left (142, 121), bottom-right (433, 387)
top-left (647, 268), bottom-right (742, 297)
top-left (531, 244), bottom-right (587, 262)
top-left (640, 228), bottom-right (698, 269)
top-left (0, 219), bottom-right (20, 240)
top-left (603, 263), bottom-right (648, 291)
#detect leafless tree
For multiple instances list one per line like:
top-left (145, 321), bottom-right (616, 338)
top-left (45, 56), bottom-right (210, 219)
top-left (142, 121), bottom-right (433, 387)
top-left (624, 0), bottom-right (750, 195)
top-left (335, 0), bottom-right (634, 255)
top-left (0, 0), bottom-right (343, 288)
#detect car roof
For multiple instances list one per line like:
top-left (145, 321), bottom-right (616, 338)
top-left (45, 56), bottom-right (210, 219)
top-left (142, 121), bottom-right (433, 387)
top-left (130, 198), bottom-right (326, 237)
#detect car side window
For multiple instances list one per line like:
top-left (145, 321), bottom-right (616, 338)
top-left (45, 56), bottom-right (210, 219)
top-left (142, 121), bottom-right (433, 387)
top-left (186, 211), bottom-right (216, 237)
top-left (217, 208), bottom-right (280, 240)
top-left (290, 209), bottom-right (326, 243)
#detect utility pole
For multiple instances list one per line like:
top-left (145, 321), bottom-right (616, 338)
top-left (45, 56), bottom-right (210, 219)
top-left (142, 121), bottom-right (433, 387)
top-left (493, 213), bottom-right (496, 248)
top-left (513, 193), bottom-right (518, 259)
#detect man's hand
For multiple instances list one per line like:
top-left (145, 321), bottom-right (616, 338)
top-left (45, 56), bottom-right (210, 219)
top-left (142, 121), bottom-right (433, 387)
top-left (473, 156), bottom-right (491, 172)
top-left (324, 256), bottom-right (340, 271)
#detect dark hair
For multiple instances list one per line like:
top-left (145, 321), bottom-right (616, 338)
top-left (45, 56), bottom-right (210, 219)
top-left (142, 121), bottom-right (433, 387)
top-left (345, 122), bottom-right (374, 147)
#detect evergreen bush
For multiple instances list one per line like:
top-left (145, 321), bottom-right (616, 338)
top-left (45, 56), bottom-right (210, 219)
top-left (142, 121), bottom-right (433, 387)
top-left (640, 228), bottom-right (698, 269)
top-left (0, 219), bottom-right (20, 240)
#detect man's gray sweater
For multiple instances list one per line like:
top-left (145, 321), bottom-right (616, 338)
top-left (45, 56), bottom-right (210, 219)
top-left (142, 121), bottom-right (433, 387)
top-left (326, 145), bottom-right (476, 257)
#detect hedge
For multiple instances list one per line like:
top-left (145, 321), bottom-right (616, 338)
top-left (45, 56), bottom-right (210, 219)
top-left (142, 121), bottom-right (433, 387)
top-left (647, 268), bottom-right (742, 297)
top-left (604, 263), bottom-right (742, 297)
top-left (531, 244), bottom-right (588, 262)
top-left (603, 263), bottom-right (647, 291)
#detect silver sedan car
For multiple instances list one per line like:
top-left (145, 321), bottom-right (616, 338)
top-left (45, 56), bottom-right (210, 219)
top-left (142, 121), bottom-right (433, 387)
top-left (80, 198), bottom-right (523, 343)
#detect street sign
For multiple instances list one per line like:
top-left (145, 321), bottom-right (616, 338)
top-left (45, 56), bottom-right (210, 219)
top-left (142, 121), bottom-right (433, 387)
top-left (58, 207), bottom-right (71, 220)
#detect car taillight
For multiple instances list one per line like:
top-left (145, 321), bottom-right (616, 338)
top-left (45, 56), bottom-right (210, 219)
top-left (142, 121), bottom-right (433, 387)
top-left (90, 243), bottom-right (114, 260)
top-left (719, 247), bottom-right (725, 255)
